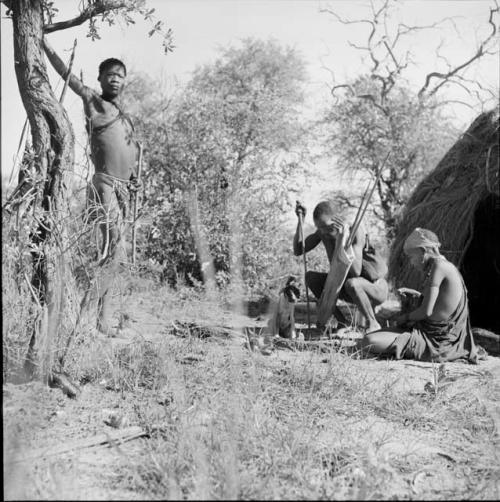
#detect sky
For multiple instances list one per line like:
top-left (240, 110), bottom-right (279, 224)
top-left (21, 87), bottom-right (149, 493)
top-left (1, 0), bottom-right (498, 200)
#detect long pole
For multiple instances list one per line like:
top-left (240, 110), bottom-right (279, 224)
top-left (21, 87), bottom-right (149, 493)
top-left (131, 143), bottom-right (143, 266)
top-left (296, 201), bottom-right (311, 331)
top-left (346, 151), bottom-right (391, 248)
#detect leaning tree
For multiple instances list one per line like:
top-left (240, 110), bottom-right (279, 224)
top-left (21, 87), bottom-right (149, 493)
top-left (1, 0), bottom-right (173, 381)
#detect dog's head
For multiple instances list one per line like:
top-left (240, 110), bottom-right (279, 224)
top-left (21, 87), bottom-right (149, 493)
top-left (282, 276), bottom-right (300, 303)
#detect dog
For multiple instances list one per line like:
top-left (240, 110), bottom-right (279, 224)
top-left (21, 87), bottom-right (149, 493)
top-left (269, 276), bottom-right (301, 339)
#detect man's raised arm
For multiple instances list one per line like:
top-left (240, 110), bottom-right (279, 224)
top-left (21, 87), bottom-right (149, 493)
top-left (43, 37), bottom-right (87, 97)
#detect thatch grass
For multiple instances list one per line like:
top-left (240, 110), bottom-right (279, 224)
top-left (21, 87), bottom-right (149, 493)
top-left (389, 107), bottom-right (499, 289)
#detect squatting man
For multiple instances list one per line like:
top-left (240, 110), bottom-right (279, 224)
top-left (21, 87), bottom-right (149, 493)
top-left (293, 200), bottom-right (388, 333)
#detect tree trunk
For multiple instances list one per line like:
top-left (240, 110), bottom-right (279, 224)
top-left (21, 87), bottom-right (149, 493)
top-left (12, 0), bottom-right (75, 381)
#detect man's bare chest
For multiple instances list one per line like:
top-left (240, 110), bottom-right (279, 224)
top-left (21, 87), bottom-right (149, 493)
top-left (84, 96), bottom-right (124, 128)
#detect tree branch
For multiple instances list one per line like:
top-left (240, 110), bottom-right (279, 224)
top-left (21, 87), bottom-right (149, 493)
top-left (43, 0), bottom-right (132, 33)
top-left (418, 3), bottom-right (499, 98)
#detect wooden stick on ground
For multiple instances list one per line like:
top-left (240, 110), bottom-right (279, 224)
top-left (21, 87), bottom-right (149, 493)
top-left (6, 426), bottom-right (148, 464)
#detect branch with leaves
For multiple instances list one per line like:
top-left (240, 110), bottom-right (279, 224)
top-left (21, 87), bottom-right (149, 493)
top-left (2, 0), bottom-right (175, 53)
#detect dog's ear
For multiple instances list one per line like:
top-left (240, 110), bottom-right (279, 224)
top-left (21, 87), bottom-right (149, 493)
top-left (284, 283), bottom-right (300, 302)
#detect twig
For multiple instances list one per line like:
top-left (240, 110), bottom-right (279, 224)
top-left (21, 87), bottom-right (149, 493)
top-left (23, 273), bottom-right (42, 309)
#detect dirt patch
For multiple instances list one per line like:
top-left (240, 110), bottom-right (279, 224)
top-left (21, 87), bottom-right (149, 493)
top-left (4, 289), bottom-right (500, 500)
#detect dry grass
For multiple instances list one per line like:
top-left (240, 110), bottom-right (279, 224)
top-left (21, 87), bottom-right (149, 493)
top-left (101, 332), bottom-right (499, 500)
top-left (4, 276), bottom-right (500, 500)
top-left (56, 283), bottom-right (499, 499)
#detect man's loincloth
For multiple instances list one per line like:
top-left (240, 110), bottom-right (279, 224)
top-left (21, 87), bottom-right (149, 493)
top-left (87, 172), bottom-right (130, 223)
top-left (389, 280), bottom-right (480, 364)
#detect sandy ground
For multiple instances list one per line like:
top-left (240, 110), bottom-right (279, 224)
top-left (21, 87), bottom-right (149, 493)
top-left (4, 292), bottom-right (500, 500)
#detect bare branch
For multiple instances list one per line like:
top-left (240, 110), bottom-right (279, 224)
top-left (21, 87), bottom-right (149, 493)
top-left (390, 16), bottom-right (461, 50)
top-left (43, 0), bottom-right (132, 33)
top-left (383, 40), bottom-right (398, 68)
top-left (429, 99), bottom-right (475, 110)
top-left (418, 3), bottom-right (499, 98)
top-left (319, 7), bottom-right (373, 27)
top-left (330, 83), bottom-right (356, 99)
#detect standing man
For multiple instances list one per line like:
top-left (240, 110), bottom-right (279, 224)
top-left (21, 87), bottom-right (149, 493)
top-left (43, 38), bottom-right (141, 335)
top-left (293, 200), bottom-right (388, 333)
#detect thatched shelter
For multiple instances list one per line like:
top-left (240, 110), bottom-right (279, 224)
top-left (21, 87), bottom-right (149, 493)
top-left (389, 107), bottom-right (499, 334)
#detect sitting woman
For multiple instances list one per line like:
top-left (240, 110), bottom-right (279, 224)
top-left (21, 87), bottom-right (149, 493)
top-left (361, 228), bottom-right (481, 363)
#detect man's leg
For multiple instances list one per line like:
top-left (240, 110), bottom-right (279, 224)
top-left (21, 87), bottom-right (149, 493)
top-left (91, 179), bottom-right (121, 334)
top-left (93, 181), bottom-right (121, 264)
top-left (305, 271), bottom-right (327, 300)
top-left (114, 181), bottom-right (131, 266)
top-left (95, 258), bottom-right (120, 335)
top-left (343, 277), bottom-right (388, 332)
top-left (305, 271), bottom-right (349, 327)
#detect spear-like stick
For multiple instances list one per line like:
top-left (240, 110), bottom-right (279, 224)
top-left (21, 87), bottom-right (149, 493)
top-left (346, 151), bottom-right (391, 248)
top-left (296, 201), bottom-right (311, 331)
top-left (131, 143), bottom-right (144, 266)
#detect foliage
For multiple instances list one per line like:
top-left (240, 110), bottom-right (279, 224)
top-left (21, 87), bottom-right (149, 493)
top-left (323, 75), bottom-right (457, 237)
top-left (128, 39), bottom-right (311, 295)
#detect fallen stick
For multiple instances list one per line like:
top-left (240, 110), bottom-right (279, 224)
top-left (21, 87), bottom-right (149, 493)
top-left (6, 426), bottom-right (148, 464)
top-left (274, 336), bottom-right (354, 352)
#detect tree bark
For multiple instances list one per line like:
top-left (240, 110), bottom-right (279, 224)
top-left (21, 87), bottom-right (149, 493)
top-left (12, 0), bottom-right (75, 381)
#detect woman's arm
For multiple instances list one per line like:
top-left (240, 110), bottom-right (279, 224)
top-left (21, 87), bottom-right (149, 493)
top-left (401, 261), bottom-right (444, 323)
